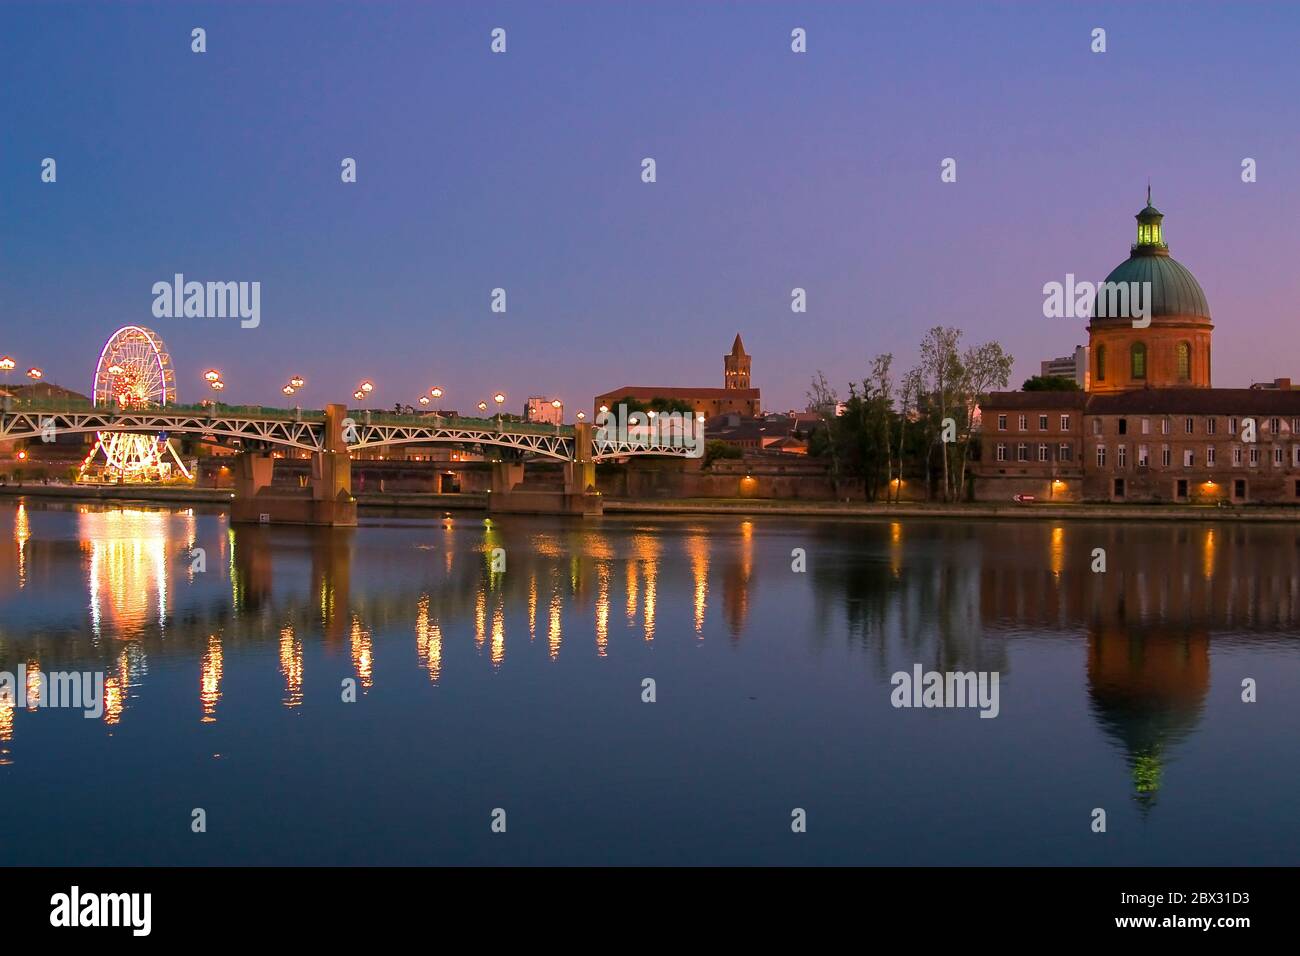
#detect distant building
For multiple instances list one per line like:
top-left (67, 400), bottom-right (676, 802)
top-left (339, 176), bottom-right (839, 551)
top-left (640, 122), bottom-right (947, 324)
top-left (1250, 378), bottom-right (1294, 390)
top-left (1040, 346), bottom-right (1089, 387)
top-left (594, 334), bottom-right (761, 418)
top-left (524, 396), bottom-right (563, 425)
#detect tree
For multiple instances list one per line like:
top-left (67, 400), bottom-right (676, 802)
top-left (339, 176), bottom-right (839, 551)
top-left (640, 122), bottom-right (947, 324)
top-left (956, 341), bottom-right (1014, 497)
top-left (807, 372), bottom-right (842, 497)
top-left (918, 327), bottom-right (963, 501)
top-left (1022, 375), bottom-right (1080, 391)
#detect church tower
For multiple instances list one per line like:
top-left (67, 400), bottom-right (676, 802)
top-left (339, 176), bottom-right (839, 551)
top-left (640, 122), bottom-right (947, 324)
top-left (724, 334), bottom-right (751, 390)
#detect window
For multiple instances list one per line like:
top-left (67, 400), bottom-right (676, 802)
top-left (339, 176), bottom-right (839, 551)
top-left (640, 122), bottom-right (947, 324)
top-left (1206, 445), bottom-right (1215, 466)
top-left (1185, 417), bottom-right (1195, 434)
top-left (1250, 447), bottom-right (1260, 466)
top-left (1114, 478), bottom-right (1126, 498)
top-left (1141, 418), bottom-right (1150, 435)
top-left (1235, 479), bottom-right (1247, 499)
top-left (997, 414), bottom-right (1007, 431)
top-left (996, 443), bottom-right (1007, 462)
top-left (1160, 418), bottom-right (1170, 435)
top-left (1229, 417), bottom-right (1238, 435)
top-left (1017, 443), bottom-right (1028, 462)
top-left (1162, 445), bottom-right (1171, 467)
top-left (1270, 417), bottom-right (1281, 434)
top-left (1038, 443), bottom-right (1049, 462)
top-left (1293, 418), bottom-right (1299, 435)
top-left (1018, 414), bottom-right (1027, 431)
top-left (1096, 345), bottom-right (1106, 382)
top-left (1233, 446), bottom-right (1243, 465)
top-left (1176, 342), bottom-right (1191, 381)
top-left (1130, 342), bottom-right (1147, 379)
top-left (1118, 418), bottom-right (1128, 435)
top-left (1059, 443), bottom-right (1072, 462)
top-left (1176, 479), bottom-right (1189, 499)
top-left (1293, 446), bottom-right (1300, 467)
top-left (1138, 444), bottom-right (1149, 467)
top-left (1274, 447), bottom-right (1284, 466)
top-left (1096, 445), bottom-right (1107, 467)
top-left (1092, 418), bottom-right (1102, 436)
top-left (1183, 449), bottom-right (1194, 467)
top-left (1060, 414), bottom-right (1071, 431)
top-left (1207, 418), bottom-right (1216, 435)
top-left (1038, 415), bottom-right (1048, 431)
top-left (1117, 445), bottom-right (1127, 468)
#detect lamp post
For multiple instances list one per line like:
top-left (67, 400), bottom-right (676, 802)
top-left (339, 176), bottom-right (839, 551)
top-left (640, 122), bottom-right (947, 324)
top-left (289, 376), bottom-right (304, 390)
top-left (26, 367), bottom-right (42, 380)
top-left (0, 356), bottom-right (15, 392)
top-left (493, 392), bottom-right (506, 428)
top-left (551, 398), bottom-right (563, 434)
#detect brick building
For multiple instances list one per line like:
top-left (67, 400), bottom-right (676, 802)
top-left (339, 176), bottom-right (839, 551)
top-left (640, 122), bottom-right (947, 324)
top-left (975, 194), bottom-right (1300, 505)
top-left (594, 334), bottom-right (760, 418)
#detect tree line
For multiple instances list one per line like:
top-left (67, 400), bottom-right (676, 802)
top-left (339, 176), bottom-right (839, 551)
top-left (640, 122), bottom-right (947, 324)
top-left (806, 326), bottom-right (1013, 502)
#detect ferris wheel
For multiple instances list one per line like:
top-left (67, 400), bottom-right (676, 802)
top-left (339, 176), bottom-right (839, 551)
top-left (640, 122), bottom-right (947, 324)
top-left (86, 325), bottom-right (188, 480)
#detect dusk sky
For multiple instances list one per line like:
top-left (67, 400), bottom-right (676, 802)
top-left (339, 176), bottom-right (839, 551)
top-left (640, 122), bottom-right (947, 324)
top-left (3, 1), bottom-right (1299, 410)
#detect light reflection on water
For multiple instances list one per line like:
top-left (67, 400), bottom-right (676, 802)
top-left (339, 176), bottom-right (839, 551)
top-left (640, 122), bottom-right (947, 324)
top-left (1, 496), bottom-right (1299, 865)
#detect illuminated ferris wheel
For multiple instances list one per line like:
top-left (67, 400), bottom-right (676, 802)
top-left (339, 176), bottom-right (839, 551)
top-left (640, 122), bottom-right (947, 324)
top-left (86, 325), bottom-right (189, 481)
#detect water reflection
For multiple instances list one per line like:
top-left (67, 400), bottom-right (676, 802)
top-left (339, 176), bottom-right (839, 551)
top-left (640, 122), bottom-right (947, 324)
top-left (3, 499), bottom-right (1300, 821)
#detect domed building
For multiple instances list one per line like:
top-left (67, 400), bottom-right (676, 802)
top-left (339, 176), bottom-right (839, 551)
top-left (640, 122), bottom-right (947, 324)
top-left (1088, 190), bottom-right (1213, 393)
top-left (976, 189), bottom-right (1300, 505)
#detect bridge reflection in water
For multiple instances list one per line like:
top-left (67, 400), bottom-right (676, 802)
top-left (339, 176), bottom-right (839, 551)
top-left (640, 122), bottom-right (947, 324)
top-left (1, 500), bottom-right (1296, 811)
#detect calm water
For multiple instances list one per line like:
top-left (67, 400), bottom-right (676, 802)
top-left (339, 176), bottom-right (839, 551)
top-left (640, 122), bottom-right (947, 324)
top-left (0, 496), bottom-right (1297, 865)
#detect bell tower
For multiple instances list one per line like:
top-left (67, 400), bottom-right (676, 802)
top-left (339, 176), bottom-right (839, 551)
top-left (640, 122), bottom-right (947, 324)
top-left (724, 334), bottom-right (751, 390)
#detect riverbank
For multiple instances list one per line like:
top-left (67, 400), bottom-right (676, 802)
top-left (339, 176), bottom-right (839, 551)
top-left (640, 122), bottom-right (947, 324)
top-left (5, 482), bottom-right (1300, 521)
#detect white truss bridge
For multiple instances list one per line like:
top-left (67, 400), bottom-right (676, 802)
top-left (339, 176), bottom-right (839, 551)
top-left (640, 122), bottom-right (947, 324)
top-left (0, 402), bottom-right (699, 461)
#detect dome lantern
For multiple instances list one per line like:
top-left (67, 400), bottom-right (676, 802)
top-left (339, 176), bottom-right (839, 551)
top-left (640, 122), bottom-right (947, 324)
top-left (1134, 185), bottom-right (1167, 252)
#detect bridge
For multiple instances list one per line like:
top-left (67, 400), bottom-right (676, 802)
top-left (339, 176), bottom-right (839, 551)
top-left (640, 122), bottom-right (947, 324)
top-left (0, 396), bottom-right (700, 524)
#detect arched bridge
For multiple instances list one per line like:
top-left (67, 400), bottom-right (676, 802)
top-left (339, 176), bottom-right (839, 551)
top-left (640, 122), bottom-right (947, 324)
top-left (0, 398), bottom-right (700, 461)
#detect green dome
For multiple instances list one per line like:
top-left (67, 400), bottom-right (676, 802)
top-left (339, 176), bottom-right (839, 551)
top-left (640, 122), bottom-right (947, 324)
top-left (1094, 194), bottom-right (1211, 322)
top-left (1094, 252), bottom-right (1211, 321)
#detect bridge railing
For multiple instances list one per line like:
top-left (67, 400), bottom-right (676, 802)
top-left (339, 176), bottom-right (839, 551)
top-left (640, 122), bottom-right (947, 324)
top-left (351, 409), bottom-right (575, 437)
top-left (0, 396), bottom-right (327, 421)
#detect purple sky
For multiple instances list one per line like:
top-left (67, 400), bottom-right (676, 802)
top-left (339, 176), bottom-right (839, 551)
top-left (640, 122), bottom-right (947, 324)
top-left (3, 1), bottom-right (1299, 411)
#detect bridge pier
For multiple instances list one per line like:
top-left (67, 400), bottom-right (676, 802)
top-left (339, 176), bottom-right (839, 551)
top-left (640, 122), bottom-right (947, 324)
top-left (231, 403), bottom-right (357, 526)
top-left (488, 422), bottom-right (601, 516)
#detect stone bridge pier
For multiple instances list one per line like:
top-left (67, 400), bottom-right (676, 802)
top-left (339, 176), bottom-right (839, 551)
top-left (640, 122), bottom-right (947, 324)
top-left (231, 403), bottom-right (357, 526)
top-left (488, 421), bottom-right (601, 516)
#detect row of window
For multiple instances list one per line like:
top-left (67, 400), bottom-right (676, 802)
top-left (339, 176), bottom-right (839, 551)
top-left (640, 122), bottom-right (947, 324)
top-left (1095, 341), bottom-right (1198, 382)
top-left (996, 414), bottom-right (1297, 436)
top-left (995, 442), bottom-right (1300, 468)
top-left (997, 414), bottom-right (1071, 431)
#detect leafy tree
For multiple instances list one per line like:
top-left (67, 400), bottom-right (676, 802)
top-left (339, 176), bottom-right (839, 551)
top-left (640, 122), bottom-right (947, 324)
top-left (1022, 374), bottom-right (1080, 391)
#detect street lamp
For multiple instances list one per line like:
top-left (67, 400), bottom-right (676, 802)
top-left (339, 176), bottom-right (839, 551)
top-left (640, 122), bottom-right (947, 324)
top-left (289, 376), bottom-right (305, 389)
top-left (282, 385), bottom-right (296, 396)
top-left (477, 401), bottom-right (488, 416)
top-left (360, 381), bottom-right (373, 394)
top-left (493, 392), bottom-right (506, 427)
top-left (204, 369), bottom-right (221, 383)
top-left (418, 395), bottom-right (430, 406)
top-left (0, 356), bottom-right (15, 390)
top-left (354, 390), bottom-right (365, 402)
top-left (576, 410), bottom-right (586, 422)
top-left (26, 367), bottom-right (42, 380)
top-left (551, 398), bottom-right (563, 434)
